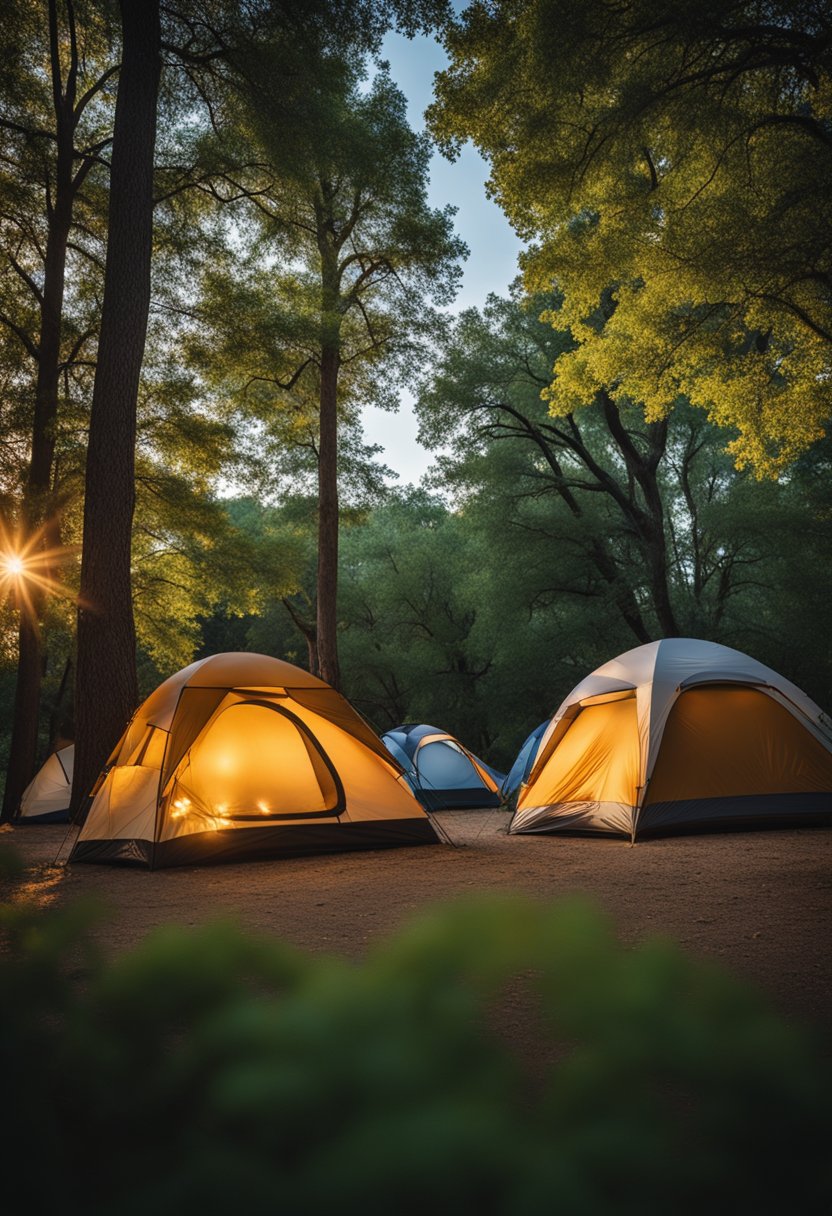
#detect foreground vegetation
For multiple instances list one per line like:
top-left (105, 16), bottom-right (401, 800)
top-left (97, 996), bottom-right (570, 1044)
top-left (1, 844), bottom-right (828, 1213)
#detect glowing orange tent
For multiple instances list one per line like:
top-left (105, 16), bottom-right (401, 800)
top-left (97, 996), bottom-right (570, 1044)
top-left (510, 639), bottom-right (832, 841)
top-left (70, 653), bottom-right (438, 867)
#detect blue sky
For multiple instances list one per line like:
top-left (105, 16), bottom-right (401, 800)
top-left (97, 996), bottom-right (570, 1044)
top-left (361, 29), bottom-right (525, 484)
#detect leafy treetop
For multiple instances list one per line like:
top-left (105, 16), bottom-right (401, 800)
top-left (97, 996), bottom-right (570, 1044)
top-left (429, 0), bottom-right (832, 474)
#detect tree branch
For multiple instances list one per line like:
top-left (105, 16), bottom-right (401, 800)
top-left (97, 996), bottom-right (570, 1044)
top-left (0, 313), bottom-right (39, 359)
top-left (7, 254), bottom-right (44, 305)
top-left (74, 64), bottom-right (121, 121)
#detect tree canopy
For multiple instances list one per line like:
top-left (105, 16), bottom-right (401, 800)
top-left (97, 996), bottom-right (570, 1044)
top-left (430, 0), bottom-right (832, 473)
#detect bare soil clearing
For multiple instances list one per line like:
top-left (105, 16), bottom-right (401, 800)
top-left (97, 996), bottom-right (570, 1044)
top-left (3, 812), bottom-right (830, 1034)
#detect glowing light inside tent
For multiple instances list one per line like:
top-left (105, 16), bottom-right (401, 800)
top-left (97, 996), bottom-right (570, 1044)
top-left (171, 797), bottom-right (191, 819)
top-left (180, 702), bottom-right (336, 820)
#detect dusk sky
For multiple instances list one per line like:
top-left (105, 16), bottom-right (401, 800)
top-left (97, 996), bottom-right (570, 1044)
top-left (361, 28), bottom-right (525, 484)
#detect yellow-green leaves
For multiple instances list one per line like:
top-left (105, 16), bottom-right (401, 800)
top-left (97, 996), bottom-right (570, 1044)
top-left (431, 0), bottom-right (832, 475)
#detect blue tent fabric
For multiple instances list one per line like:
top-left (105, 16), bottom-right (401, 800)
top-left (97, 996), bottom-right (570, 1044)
top-left (501, 721), bottom-right (549, 801)
top-left (381, 724), bottom-right (505, 811)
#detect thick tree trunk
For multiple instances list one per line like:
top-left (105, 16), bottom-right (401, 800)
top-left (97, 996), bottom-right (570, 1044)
top-left (72, 0), bottom-right (161, 815)
top-left (644, 528), bottom-right (680, 637)
top-left (597, 393), bottom-right (679, 637)
top-left (316, 341), bottom-right (341, 688)
top-left (2, 618), bottom-right (44, 819)
top-left (0, 117), bottom-right (74, 821)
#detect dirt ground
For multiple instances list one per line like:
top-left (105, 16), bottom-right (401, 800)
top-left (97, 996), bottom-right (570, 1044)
top-left (3, 811), bottom-right (831, 1036)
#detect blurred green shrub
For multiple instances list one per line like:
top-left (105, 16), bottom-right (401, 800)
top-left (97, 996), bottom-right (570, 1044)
top-left (0, 855), bottom-right (828, 1215)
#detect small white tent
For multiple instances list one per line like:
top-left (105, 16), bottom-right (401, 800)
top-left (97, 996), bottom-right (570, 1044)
top-left (510, 639), bottom-right (832, 841)
top-left (18, 745), bottom-right (74, 823)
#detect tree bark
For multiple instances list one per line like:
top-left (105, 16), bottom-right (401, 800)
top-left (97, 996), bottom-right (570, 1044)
top-left (72, 0), bottom-right (161, 815)
top-left (1, 10), bottom-right (75, 821)
top-left (316, 339), bottom-right (341, 688)
top-left (597, 393), bottom-right (680, 636)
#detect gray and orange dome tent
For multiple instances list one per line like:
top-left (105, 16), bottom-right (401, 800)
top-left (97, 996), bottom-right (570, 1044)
top-left (510, 639), bottom-right (832, 842)
top-left (70, 653), bottom-right (438, 867)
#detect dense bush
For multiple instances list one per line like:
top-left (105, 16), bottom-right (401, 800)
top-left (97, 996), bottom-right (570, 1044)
top-left (1, 849), bottom-right (828, 1214)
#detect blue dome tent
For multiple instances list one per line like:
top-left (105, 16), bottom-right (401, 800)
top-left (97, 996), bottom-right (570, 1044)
top-left (382, 723), bottom-right (505, 811)
top-left (501, 721), bottom-right (548, 803)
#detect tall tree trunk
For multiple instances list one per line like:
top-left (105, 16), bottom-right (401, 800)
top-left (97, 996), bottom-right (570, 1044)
top-left (643, 524), bottom-right (680, 637)
top-left (637, 423), bottom-right (680, 638)
top-left (72, 0), bottom-right (161, 816)
top-left (1, 87), bottom-right (74, 820)
top-left (597, 393), bottom-right (679, 637)
top-left (316, 340), bottom-right (341, 688)
top-left (281, 596), bottom-right (318, 673)
top-left (48, 655), bottom-right (73, 746)
top-left (2, 619), bottom-right (44, 820)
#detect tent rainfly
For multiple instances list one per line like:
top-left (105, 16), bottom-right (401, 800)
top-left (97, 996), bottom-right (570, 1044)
top-left (70, 653), bottom-right (438, 868)
top-left (510, 639), bottom-right (832, 842)
top-left (501, 721), bottom-right (548, 803)
top-left (18, 744), bottom-right (74, 823)
top-left (382, 723), bottom-right (505, 811)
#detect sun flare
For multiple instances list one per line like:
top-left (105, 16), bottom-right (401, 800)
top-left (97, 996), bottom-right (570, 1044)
top-left (0, 520), bottom-right (79, 615)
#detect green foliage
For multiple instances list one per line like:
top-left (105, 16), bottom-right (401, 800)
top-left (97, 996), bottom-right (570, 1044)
top-left (413, 288), bottom-right (832, 717)
top-left (339, 488), bottom-right (501, 743)
top-left (430, 0), bottom-right (832, 473)
top-left (187, 63), bottom-right (466, 456)
top-left (208, 284), bottom-right (832, 761)
top-left (0, 868), bottom-right (828, 1213)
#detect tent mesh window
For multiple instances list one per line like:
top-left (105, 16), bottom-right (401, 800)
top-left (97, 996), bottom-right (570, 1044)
top-left (167, 702), bottom-right (344, 830)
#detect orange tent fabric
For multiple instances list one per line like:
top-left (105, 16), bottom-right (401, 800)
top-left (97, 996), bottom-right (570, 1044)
top-left (511, 639), bottom-right (832, 840)
top-left (71, 653), bottom-right (437, 868)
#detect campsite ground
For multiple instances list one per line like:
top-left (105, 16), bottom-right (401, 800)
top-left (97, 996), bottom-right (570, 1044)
top-left (3, 813), bottom-right (831, 1037)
